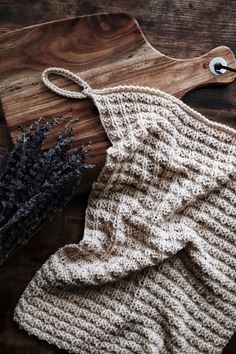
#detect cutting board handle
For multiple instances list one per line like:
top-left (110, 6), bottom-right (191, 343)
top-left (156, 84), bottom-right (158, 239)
top-left (38, 46), bottom-right (236, 100)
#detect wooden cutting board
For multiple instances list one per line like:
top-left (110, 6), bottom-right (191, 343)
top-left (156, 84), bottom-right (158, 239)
top-left (0, 13), bottom-right (235, 193)
top-left (0, 13), bottom-right (150, 192)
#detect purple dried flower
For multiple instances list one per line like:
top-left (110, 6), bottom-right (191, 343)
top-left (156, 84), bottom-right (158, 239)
top-left (0, 117), bottom-right (94, 265)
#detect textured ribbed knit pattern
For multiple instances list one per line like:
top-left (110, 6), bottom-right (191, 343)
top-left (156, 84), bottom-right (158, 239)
top-left (14, 75), bottom-right (236, 354)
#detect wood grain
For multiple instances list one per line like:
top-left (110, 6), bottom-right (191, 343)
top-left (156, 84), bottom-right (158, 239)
top-left (0, 13), bottom-right (151, 192)
top-left (0, 2), bottom-right (236, 354)
top-left (0, 15), bottom-right (235, 193)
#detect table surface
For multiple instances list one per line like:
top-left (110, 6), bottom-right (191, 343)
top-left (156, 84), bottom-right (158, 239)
top-left (0, 1), bottom-right (236, 353)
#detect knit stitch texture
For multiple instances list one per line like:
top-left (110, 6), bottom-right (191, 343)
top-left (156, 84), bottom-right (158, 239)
top-left (14, 68), bottom-right (236, 354)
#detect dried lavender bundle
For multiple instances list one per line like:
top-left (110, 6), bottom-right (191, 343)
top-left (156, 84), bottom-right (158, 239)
top-left (0, 118), bottom-right (94, 265)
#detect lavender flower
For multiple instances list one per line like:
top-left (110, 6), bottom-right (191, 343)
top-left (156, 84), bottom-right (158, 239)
top-left (0, 117), bottom-right (94, 265)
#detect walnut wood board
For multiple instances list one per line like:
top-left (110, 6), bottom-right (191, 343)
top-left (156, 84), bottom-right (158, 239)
top-left (1, 14), bottom-right (236, 194)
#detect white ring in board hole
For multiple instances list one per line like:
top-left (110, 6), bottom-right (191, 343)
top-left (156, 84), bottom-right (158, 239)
top-left (209, 57), bottom-right (227, 76)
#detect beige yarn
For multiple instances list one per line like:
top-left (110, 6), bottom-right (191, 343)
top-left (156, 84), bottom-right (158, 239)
top-left (14, 67), bottom-right (236, 354)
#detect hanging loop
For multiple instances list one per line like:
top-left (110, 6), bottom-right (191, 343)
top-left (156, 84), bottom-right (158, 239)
top-left (42, 67), bottom-right (92, 99)
top-left (214, 62), bottom-right (236, 73)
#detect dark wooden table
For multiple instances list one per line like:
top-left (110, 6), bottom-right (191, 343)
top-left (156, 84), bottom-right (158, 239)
top-left (0, 1), bottom-right (236, 353)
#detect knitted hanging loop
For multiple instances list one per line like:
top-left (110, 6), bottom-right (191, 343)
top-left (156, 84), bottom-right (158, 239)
top-left (42, 67), bottom-right (92, 99)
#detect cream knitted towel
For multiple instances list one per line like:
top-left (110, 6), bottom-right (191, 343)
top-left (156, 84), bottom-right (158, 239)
top-left (14, 67), bottom-right (236, 354)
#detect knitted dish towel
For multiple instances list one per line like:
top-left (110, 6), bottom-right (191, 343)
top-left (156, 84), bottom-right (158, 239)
top-left (14, 67), bottom-right (236, 354)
